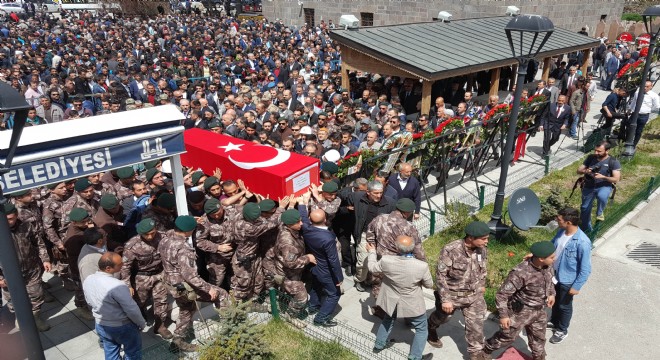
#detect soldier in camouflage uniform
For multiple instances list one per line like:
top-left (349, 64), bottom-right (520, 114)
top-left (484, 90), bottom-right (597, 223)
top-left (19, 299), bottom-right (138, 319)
top-left (159, 216), bottom-right (228, 352)
top-left (42, 181), bottom-right (75, 289)
top-left (428, 221), bottom-right (490, 360)
top-left (63, 208), bottom-right (97, 321)
top-left (1, 203), bottom-right (52, 331)
top-left (102, 167), bottom-right (136, 201)
top-left (231, 201), bottom-right (284, 302)
top-left (61, 178), bottom-right (100, 238)
top-left (11, 190), bottom-right (48, 285)
top-left (254, 199), bottom-right (282, 297)
top-left (483, 242), bottom-right (557, 360)
top-left (366, 198), bottom-right (426, 311)
top-left (121, 218), bottom-right (172, 339)
top-left (88, 173), bottom-right (104, 201)
top-left (310, 182), bottom-right (341, 224)
top-left (142, 192), bottom-right (176, 231)
top-left (195, 199), bottom-right (236, 287)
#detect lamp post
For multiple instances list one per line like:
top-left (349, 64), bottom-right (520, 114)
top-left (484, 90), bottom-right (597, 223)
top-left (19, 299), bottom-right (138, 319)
top-left (622, 5), bottom-right (660, 159)
top-left (0, 82), bottom-right (46, 360)
top-left (489, 15), bottom-right (554, 237)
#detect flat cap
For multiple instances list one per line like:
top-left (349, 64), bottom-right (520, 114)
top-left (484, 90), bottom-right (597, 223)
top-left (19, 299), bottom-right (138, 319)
top-left (322, 181), bottom-right (338, 193)
top-left (242, 202), bottom-right (261, 221)
top-left (465, 221), bottom-right (491, 238)
top-left (259, 199), bottom-right (276, 212)
top-left (191, 171), bottom-right (205, 185)
top-left (531, 241), bottom-right (556, 258)
top-left (175, 215), bottom-right (197, 232)
top-left (144, 159), bottom-right (161, 169)
top-left (136, 218), bottom-right (156, 235)
top-left (156, 193), bottom-right (176, 209)
top-left (117, 166), bottom-right (135, 179)
top-left (74, 178), bottom-right (93, 192)
top-left (146, 168), bottom-right (160, 183)
top-left (69, 207), bottom-right (90, 222)
top-left (3, 202), bottom-right (17, 214)
top-left (204, 198), bottom-right (223, 215)
top-left (321, 161), bottom-right (338, 174)
top-left (396, 198), bottom-right (416, 213)
top-left (100, 194), bottom-right (119, 210)
top-left (281, 209), bottom-right (301, 225)
top-left (203, 177), bottom-right (219, 192)
top-left (10, 189), bottom-right (30, 197)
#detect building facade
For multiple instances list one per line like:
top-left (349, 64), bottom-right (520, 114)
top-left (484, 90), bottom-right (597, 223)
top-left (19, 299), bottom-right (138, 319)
top-left (262, 0), bottom-right (625, 34)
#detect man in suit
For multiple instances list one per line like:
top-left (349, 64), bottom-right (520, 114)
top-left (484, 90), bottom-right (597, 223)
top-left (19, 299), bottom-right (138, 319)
top-left (560, 66), bottom-right (579, 95)
top-left (532, 80), bottom-right (552, 98)
top-left (604, 51), bottom-right (621, 91)
top-left (366, 236), bottom-right (434, 360)
top-left (540, 95), bottom-right (571, 156)
top-left (547, 77), bottom-right (560, 104)
top-left (298, 193), bottom-right (343, 327)
top-left (387, 163), bottom-right (422, 220)
top-left (400, 79), bottom-right (422, 116)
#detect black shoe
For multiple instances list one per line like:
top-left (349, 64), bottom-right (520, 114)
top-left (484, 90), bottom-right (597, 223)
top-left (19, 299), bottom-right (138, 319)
top-left (344, 267), bottom-right (354, 277)
top-left (372, 339), bottom-right (395, 353)
top-left (355, 282), bottom-right (368, 292)
top-left (313, 319), bottom-right (338, 327)
top-left (421, 354), bottom-right (434, 360)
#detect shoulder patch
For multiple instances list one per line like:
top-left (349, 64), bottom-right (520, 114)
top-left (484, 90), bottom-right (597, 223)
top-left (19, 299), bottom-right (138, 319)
top-left (286, 253), bottom-right (296, 262)
top-left (503, 282), bottom-right (515, 291)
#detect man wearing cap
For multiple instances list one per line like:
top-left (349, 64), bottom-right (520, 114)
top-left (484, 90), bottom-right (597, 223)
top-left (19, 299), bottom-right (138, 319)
top-left (427, 221), bottom-right (490, 360)
top-left (103, 167), bottom-right (136, 201)
top-left (160, 215), bottom-right (229, 352)
top-left (253, 199), bottom-right (284, 297)
top-left (231, 200), bottom-right (285, 302)
top-left (93, 194), bottom-right (127, 253)
top-left (61, 178), bottom-right (100, 238)
top-left (483, 241), bottom-right (556, 360)
top-left (142, 193), bottom-right (177, 231)
top-left (42, 181), bottom-right (75, 290)
top-left (365, 198), bottom-right (427, 317)
top-left (121, 218), bottom-right (172, 339)
top-left (203, 177), bottom-right (222, 200)
top-left (63, 208), bottom-right (96, 321)
top-left (146, 168), bottom-right (167, 193)
top-left (1, 202), bottom-right (52, 331)
top-left (309, 181), bottom-right (341, 224)
top-left (195, 199), bottom-right (237, 288)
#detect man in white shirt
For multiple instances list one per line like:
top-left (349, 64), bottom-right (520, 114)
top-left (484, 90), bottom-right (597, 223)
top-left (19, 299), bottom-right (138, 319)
top-left (358, 130), bottom-right (382, 151)
top-left (629, 81), bottom-right (660, 146)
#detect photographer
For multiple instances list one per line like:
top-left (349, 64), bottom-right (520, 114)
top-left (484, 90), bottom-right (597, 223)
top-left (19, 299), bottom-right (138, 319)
top-left (577, 141), bottom-right (621, 232)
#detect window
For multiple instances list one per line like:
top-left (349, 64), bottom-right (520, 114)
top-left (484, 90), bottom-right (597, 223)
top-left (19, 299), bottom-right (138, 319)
top-left (304, 8), bottom-right (315, 27)
top-left (360, 12), bottom-right (374, 27)
top-left (600, 15), bottom-right (607, 21)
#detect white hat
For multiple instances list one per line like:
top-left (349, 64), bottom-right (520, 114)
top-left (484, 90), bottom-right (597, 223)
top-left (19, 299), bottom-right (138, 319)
top-left (160, 159), bottom-right (172, 174)
top-left (323, 149), bottom-right (341, 163)
top-left (300, 126), bottom-right (312, 135)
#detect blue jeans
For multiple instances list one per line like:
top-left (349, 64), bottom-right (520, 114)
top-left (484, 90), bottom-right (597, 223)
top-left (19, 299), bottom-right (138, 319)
top-left (308, 274), bottom-right (341, 323)
top-left (375, 309), bottom-right (428, 360)
top-left (580, 186), bottom-right (612, 232)
top-left (571, 112), bottom-right (580, 137)
top-left (634, 113), bottom-right (650, 146)
top-left (95, 322), bottom-right (142, 360)
top-left (550, 283), bottom-right (574, 333)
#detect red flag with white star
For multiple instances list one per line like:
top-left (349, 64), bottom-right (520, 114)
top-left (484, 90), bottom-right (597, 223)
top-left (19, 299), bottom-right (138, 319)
top-left (182, 129), bottom-right (320, 199)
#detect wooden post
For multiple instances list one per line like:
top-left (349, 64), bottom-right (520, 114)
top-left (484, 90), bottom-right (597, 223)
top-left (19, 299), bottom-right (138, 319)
top-left (510, 64), bottom-right (518, 90)
top-left (341, 63), bottom-right (351, 93)
top-left (421, 80), bottom-right (432, 115)
top-left (542, 57), bottom-right (552, 81)
top-left (580, 49), bottom-right (591, 76)
top-left (489, 67), bottom-right (501, 97)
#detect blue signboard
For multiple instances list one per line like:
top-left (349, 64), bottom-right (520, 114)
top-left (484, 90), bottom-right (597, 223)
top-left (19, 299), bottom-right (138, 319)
top-left (1, 132), bottom-right (185, 194)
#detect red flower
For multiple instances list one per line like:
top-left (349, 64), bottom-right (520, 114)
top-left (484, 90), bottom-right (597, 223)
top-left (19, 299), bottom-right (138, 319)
top-left (508, 251), bottom-right (515, 257)
top-left (412, 132), bottom-right (424, 140)
top-left (617, 63), bottom-right (632, 79)
top-left (640, 47), bottom-right (649, 58)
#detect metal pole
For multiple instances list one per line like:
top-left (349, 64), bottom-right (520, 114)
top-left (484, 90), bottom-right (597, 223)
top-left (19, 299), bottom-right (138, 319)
top-left (622, 37), bottom-right (656, 159)
top-left (430, 210), bottom-right (436, 235)
top-left (170, 154), bottom-right (189, 217)
top-left (268, 288), bottom-right (280, 320)
top-left (545, 155), bottom-right (550, 175)
top-left (490, 58), bottom-right (529, 227)
top-left (479, 185), bottom-right (485, 209)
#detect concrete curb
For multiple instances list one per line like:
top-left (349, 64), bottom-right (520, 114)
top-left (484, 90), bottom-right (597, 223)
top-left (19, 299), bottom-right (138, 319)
top-left (593, 186), bottom-right (660, 249)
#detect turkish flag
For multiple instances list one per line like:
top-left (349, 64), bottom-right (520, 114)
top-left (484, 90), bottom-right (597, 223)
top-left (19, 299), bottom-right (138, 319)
top-left (182, 129), bottom-right (320, 199)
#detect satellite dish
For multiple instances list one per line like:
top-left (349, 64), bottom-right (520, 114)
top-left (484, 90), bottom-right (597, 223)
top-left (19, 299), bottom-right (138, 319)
top-left (508, 188), bottom-right (541, 231)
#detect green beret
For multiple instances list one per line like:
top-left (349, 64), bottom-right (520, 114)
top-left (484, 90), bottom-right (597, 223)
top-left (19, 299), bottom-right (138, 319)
top-left (74, 178), bottom-right (92, 192)
top-left (144, 159), bottom-right (161, 169)
top-left (281, 209), bottom-right (301, 225)
top-left (3, 202), bottom-right (17, 214)
top-left (335, 108), bottom-right (344, 114)
top-left (318, 112), bottom-right (328, 117)
top-left (69, 207), bottom-right (90, 222)
top-left (146, 168), bottom-right (160, 183)
top-left (136, 218), bottom-right (156, 235)
top-left (117, 167), bottom-right (135, 179)
top-left (10, 189), bottom-right (30, 197)
top-left (242, 202), bottom-right (261, 221)
top-left (396, 198), bottom-right (416, 213)
top-left (321, 181), bottom-right (338, 193)
top-left (204, 198), bottom-right (223, 215)
top-left (191, 171), bottom-right (205, 185)
top-left (156, 193), bottom-right (176, 209)
top-left (100, 194), bottom-right (119, 210)
top-left (321, 161), bottom-right (338, 174)
top-left (209, 119), bottom-right (222, 129)
top-left (203, 177), bottom-right (219, 191)
top-left (174, 215), bottom-right (197, 232)
top-left (259, 199), bottom-right (276, 212)
top-left (531, 241), bottom-right (556, 258)
top-left (465, 221), bottom-right (491, 238)
top-left (46, 182), bottom-right (65, 190)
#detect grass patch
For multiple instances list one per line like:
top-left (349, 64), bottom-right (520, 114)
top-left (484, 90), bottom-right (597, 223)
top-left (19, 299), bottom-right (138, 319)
top-left (424, 117), bottom-right (660, 311)
top-left (262, 320), bottom-right (359, 360)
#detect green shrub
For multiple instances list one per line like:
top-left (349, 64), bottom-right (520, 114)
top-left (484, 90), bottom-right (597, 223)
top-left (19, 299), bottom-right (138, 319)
top-left (540, 186), bottom-right (569, 224)
top-left (621, 13), bottom-right (643, 22)
top-left (444, 200), bottom-right (473, 232)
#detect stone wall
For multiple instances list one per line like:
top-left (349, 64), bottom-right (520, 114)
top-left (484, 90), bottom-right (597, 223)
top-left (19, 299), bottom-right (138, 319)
top-left (262, 0), bottom-right (625, 34)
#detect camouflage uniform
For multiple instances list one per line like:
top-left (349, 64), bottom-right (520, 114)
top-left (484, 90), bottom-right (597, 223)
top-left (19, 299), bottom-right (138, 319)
top-left (273, 224), bottom-right (310, 311)
top-left (102, 182), bottom-right (133, 201)
top-left (429, 239), bottom-right (488, 357)
top-left (195, 211), bottom-right (235, 287)
top-left (366, 211), bottom-right (426, 298)
top-left (0, 220), bottom-right (49, 312)
top-left (60, 193), bottom-right (99, 239)
top-left (121, 233), bottom-right (169, 324)
top-left (142, 207), bottom-right (175, 232)
top-left (230, 209), bottom-right (282, 301)
top-left (254, 223), bottom-right (280, 296)
top-left (42, 193), bottom-right (69, 277)
top-left (485, 260), bottom-right (555, 360)
top-left (310, 197), bottom-right (341, 224)
top-left (159, 230), bottom-right (228, 338)
top-left (63, 225), bottom-right (90, 308)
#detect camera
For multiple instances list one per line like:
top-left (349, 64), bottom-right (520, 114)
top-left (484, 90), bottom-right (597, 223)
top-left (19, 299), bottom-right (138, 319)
top-left (586, 165), bottom-right (601, 178)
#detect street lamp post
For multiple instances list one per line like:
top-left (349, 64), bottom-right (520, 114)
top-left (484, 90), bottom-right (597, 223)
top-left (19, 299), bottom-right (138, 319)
top-left (0, 82), bottom-right (46, 360)
top-left (489, 15), bottom-right (555, 237)
top-left (622, 5), bottom-right (660, 159)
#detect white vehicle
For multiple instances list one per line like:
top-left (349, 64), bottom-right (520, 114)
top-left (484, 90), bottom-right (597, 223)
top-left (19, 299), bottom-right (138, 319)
top-left (40, 0), bottom-right (62, 13)
top-left (0, 3), bottom-right (26, 14)
top-left (178, 0), bottom-right (206, 13)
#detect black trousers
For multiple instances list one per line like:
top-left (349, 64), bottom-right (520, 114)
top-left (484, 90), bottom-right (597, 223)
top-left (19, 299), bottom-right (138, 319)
top-left (542, 126), bottom-right (562, 155)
